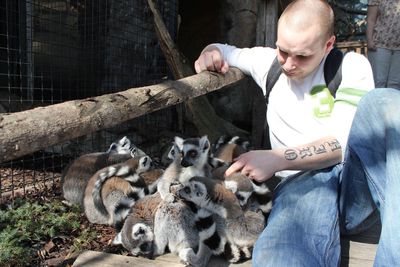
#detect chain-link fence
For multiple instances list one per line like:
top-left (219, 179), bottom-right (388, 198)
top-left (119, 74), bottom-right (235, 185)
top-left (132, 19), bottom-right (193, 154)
top-left (0, 0), bottom-right (179, 198)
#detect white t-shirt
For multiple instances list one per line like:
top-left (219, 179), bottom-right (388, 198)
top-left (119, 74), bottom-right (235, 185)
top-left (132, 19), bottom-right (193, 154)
top-left (213, 44), bottom-right (375, 178)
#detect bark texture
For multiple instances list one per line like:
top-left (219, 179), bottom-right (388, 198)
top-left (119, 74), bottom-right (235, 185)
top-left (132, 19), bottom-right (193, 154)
top-left (0, 69), bottom-right (245, 163)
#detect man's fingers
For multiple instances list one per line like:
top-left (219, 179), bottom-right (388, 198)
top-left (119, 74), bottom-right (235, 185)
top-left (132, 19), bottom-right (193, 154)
top-left (225, 160), bottom-right (244, 177)
top-left (220, 60), bottom-right (229, 74)
top-left (194, 60), bottom-right (202, 74)
top-left (194, 50), bottom-right (228, 74)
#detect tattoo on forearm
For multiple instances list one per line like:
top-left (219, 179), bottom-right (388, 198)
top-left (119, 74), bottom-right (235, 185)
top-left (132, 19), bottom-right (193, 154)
top-left (284, 139), bottom-right (341, 161)
top-left (326, 139), bottom-right (342, 151)
top-left (284, 149), bottom-right (298, 160)
top-left (314, 144), bottom-right (327, 154)
top-left (299, 147), bottom-right (313, 159)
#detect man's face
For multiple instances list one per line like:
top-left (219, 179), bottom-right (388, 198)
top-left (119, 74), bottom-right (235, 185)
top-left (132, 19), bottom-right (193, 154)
top-left (276, 23), bottom-right (334, 81)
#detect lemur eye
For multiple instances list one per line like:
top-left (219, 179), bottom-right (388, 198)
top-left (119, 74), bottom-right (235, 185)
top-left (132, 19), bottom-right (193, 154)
top-left (184, 187), bottom-right (191, 194)
top-left (188, 150), bottom-right (198, 158)
top-left (109, 144), bottom-right (117, 150)
top-left (135, 227), bottom-right (145, 236)
top-left (236, 194), bottom-right (245, 201)
top-left (140, 243), bottom-right (150, 252)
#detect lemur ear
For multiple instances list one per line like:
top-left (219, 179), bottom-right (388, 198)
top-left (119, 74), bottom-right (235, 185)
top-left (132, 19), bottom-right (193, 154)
top-left (200, 135), bottom-right (210, 152)
top-left (174, 136), bottom-right (184, 150)
top-left (112, 232), bottom-right (123, 245)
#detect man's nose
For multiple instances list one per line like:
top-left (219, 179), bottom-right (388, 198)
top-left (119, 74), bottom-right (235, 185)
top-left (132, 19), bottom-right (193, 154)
top-left (283, 56), bottom-right (297, 70)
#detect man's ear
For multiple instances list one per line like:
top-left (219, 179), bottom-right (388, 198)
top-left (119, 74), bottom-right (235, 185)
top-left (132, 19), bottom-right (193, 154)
top-left (325, 35), bottom-right (336, 54)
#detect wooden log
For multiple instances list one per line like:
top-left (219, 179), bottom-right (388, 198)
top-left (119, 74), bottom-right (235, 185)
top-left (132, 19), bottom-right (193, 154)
top-left (0, 69), bottom-right (245, 163)
top-left (147, 0), bottom-right (249, 141)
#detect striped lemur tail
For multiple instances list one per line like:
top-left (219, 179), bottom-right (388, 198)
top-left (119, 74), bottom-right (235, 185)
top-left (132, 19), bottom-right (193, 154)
top-left (92, 156), bottom-right (153, 217)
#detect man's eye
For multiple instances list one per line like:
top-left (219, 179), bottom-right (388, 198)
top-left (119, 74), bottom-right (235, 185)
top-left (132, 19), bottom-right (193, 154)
top-left (296, 54), bottom-right (311, 60)
top-left (278, 49), bottom-right (288, 56)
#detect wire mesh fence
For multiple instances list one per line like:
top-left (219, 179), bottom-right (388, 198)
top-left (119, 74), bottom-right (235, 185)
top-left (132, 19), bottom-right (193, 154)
top-left (0, 0), bottom-right (179, 199)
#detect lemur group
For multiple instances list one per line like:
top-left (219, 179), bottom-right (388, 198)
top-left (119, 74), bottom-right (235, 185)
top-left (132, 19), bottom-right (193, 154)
top-left (61, 134), bottom-right (274, 266)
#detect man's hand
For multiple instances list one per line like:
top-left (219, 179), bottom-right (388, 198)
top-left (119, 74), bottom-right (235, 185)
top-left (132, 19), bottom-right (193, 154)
top-left (225, 150), bottom-right (282, 183)
top-left (367, 40), bottom-right (376, 51)
top-left (194, 47), bottom-right (229, 74)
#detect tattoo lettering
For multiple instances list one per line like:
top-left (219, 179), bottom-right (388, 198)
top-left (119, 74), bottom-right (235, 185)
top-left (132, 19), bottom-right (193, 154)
top-left (299, 147), bottom-right (313, 159)
top-left (314, 144), bottom-right (327, 154)
top-left (326, 139), bottom-right (341, 151)
top-left (284, 149), bottom-right (298, 160)
top-left (284, 140), bottom-right (340, 161)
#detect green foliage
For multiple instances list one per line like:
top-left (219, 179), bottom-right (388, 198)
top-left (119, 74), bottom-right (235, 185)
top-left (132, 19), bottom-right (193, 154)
top-left (0, 198), bottom-right (81, 267)
top-left (70, 228), bottom-right (98, 253)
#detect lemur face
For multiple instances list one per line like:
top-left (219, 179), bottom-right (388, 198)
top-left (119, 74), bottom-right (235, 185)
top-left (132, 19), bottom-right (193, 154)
top-left (174, 136), bottom-right (210, 167)
top-left (167, 142), bottom-right (182, 161)
top-left (178, 180), bottom-right (208, 207)
top-left (235, 191), bottom-right (253, 207)
top-left (138, 156), bottom-right (154, 173)
top-left (224, 180), bottom-right (253, 208)
top-left (130, 223), bottom-right (154, 257)
top-left (114, 222), bottom-right (154, 257)
top-left (107, 136), bottom-right (134, 155)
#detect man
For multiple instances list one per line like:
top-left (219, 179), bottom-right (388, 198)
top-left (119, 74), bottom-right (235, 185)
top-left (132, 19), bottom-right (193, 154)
top-left (195, 0), bottom-right (400, 266)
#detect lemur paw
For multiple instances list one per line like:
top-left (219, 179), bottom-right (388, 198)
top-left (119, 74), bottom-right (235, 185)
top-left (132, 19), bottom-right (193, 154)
top-left (164, 193), bottom-right (176, 203)
top-left (179, 247), bottom-right (195, 264)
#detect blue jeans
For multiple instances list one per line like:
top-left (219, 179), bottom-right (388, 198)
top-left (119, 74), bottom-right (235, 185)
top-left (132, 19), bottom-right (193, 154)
top-left (368, 48), bottom-right (400, 89)
top-left (253, 88), bottom-right (400, 266)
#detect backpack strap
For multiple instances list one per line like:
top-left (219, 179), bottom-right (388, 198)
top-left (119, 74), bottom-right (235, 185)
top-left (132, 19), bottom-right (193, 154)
top-left (265, 47), bottom-right (344, 102)
top-left (324, 47), bottom-right (344, 96)
top-left (264, 57), bottom-right (282, 104)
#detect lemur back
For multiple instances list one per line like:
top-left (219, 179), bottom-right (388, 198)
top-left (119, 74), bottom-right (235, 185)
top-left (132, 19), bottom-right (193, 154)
top-left (114, 187), bottom-right (201, 265)
top-left (61, 136), bottom-right (135, 206)
top-left (178, 176), bottom-right (265, 263)
top-left (83, 156), bottom-right (153, 228)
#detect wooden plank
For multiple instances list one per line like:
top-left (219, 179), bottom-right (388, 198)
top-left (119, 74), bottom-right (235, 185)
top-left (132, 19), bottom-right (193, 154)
top-left (73, 239), bottom-right (378, 267)
top-left (73, 222), bottom-right (380, 266)
top-left (72, 251), bottom-right (252, 267)
top-left (340, 221), bottom-right (380, 267)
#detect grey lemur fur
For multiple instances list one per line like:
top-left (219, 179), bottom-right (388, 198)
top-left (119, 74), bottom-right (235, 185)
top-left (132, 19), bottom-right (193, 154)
top-left (157, 135), bottom-right (212, 202)
top-left (61, 136), bottom-right (135, 206)
top-left (83, 156), bottom-right (153, 228)
top-left (113, 187), bottom-right (202, 265)
top-left (211, 135), bottom-right (273, 215)
top-left (178, 176), bottom-right (265, 263)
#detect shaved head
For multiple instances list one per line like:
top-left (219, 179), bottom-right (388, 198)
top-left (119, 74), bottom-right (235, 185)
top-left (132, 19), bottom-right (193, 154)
top-left (278, 0), bottom-right (335, 42)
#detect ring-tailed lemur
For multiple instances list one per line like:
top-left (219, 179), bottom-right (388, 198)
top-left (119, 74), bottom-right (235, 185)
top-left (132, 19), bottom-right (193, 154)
top-left (210, 136), bottom-right (273, 215)
top-left (211, 135), bottom-right (250, 162)
top-left (178, 176), bottom-right (265, 263)
top-left (113, 187), bottom-right (202, 265)
top-left (208, 135), bottom-right (249, 179)
top-left (83, 156), bottom-right (153, 228)
top-left (61, 136), bottom-right (136, 206)
top-left (157, 135), bottom-right (213, 202)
